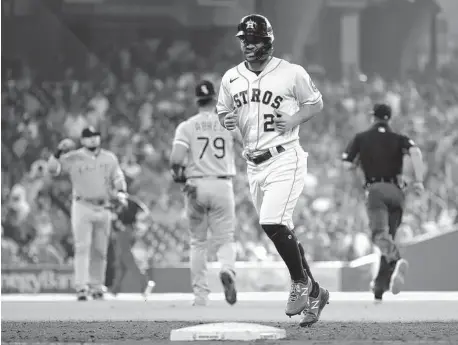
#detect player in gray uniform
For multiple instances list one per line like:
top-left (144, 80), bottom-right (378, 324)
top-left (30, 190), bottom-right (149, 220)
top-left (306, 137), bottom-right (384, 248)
top-left (170, 80), bottom-right (238, 306)
top-left (48, 127), bottom-right (127, 300)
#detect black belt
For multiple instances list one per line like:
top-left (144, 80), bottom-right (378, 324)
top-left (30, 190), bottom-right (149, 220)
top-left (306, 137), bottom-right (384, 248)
top-left (365, 177), bottom-right (401, 189)
top-left (189, 176), bottom-right (232, 180)
top-left (75, 196), bottom-right (107, 206)
top-left (246, 145), bottom-right (285, 165)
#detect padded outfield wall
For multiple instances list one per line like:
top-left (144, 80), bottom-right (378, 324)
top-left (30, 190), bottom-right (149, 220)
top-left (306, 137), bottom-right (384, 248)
top-left (2, 230), bottom-right (457, 294)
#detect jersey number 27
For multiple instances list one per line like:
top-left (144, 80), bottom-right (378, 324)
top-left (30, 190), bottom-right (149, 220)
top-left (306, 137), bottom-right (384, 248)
top-left (198, 137), bottom-right (226, 159)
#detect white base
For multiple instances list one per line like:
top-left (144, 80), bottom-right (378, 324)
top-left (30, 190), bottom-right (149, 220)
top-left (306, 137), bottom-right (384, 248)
top-left (170, 322), bottom-right (286, 341)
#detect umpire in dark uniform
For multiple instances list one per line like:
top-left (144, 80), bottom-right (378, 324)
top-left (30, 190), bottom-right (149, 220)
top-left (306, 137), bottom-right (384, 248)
top-left (342, 103), bottom-right (425, 301)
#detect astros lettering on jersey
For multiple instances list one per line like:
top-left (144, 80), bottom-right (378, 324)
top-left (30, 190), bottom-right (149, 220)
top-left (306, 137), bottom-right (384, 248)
top-left (217, 57), bottom-right (322, 154)
top-left (173, 111), bottom-right (237, 178)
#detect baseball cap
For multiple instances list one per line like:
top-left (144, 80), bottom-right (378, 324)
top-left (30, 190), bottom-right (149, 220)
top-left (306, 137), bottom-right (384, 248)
top-left (372, 103), bottom-right (392, 120)
top-left (195, 80), bottom-right (216, 100)
top-left (81, 126), bottom-right (101, 138)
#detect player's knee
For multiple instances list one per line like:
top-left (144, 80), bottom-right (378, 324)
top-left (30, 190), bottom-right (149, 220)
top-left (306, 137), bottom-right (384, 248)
top-left (75, 244), bottom-right (90, 255)
top-left (190, 238), bottom-right (207, 248)
top-left (371, 229), bottom-right (395, 255)
top-left (92, 249), bottom-right (107, 260)
top-left (371, 228), bottom-right (389, 243)
top-left (212, 232), bottom-right (234, 246)
top-left (261, 224), bottom-right (290, 239)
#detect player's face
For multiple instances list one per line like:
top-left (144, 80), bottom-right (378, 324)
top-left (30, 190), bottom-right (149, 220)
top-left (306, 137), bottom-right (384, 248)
top-left (81, 135), bottom-right (101, 150)
top-left (239, 36), bottom-right (265, 62)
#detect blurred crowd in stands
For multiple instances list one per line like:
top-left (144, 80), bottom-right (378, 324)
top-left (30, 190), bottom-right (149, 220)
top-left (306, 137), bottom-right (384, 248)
top-left (2, 36), bottom-right (458, 269)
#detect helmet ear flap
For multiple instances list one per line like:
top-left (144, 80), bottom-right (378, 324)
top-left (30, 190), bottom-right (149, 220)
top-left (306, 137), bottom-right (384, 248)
top-left (254, 38), bottom-right (274, 61)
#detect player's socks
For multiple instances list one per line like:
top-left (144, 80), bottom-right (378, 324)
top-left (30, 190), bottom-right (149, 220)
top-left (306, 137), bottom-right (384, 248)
top-left (262, 224), bottom-right (307, 282)
top-left (296, 241), bottom-right (320, 297)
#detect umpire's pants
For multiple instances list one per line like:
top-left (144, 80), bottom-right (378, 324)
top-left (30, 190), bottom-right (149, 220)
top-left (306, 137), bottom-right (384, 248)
top-left (366, 182), bottom-right (404, 264)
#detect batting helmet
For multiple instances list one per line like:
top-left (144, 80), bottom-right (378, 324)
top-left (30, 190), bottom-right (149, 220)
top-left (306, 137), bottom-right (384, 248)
top-left (236, 14), bottom-right (274, 62)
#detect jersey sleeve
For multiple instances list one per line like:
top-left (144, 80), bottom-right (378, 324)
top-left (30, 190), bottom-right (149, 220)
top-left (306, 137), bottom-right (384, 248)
top-left (342, 134), bottom-right (360, 163)
top-left (173, 121), bottom-right (191, 149)
top-left (230, 128), bottom-right (243, 145)
top-left (216, 72), bottom-right (234, 115)
top-left (59, 151), bottom-right (77, 174)
top-left (400, 135), bottom-right (416, 154)
top-left (293, 65), bottom-right (322, 107)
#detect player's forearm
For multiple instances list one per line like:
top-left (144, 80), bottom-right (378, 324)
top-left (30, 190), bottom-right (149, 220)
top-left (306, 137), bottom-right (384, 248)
top-left (47, 155), bottom-right (62, 176)
top-left (291, 98), bottom-right (324, 127)
top-left (169, 151), bottom-right (185, 168)
top-left (409, 147), bottom-right (425, 182)
top-left (218, 112), bottom-right (228, 128)
top-left (113, 176), bottom-right (127, 193)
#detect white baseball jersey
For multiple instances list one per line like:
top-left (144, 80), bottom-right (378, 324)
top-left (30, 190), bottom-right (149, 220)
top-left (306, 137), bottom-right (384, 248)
top-left (173, 111), bottom-right (237, 177)
top-left (216, 57), bottom-right (322, 153)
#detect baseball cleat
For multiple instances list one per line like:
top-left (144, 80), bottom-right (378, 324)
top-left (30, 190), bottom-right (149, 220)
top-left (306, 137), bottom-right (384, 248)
top-left (91, 291), bottom-right (105, 300)
top-left (220, 270), bottom-right (237, 305)
top-left (192, 296), bottom-right (209, 306)
top-left (285, 279), bottom-right (312, 317)
top-left (374, 298), bottom-right (383, 305)
top-left (370, 280), bottom-right (385, 302)
top-left (390, 258), bottom-right (409, 295)
top-left (371, 258), bottom-right (396, 302)
top-left (76, 289), bottom-right (88, 301)
top-left (142, 280), bottom-right (156, 299)
top-left (299, 286), bottom-right (330, 327)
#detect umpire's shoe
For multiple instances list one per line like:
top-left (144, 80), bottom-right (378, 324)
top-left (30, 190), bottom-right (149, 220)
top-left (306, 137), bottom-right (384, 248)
top-left (285, 279), bottom-right (312, 317)
top-left (371, 256), bottom-right (395, 302)
top-left (220, 270), bottom-right (237, 305)
top-left (299, 285), bottom-right (330, 327)
top-left (77, 289), bottom-right (88, 301)
top-left (390, 258), bottom-right (409, 295)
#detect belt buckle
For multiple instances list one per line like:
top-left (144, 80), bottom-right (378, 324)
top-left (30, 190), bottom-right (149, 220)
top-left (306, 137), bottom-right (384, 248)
top-left (251, 153), bottom-right (266, 164)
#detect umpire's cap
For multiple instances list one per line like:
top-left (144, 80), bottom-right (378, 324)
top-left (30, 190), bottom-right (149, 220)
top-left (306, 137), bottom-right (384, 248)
top-left (372, 103), bottom-right (392, 120)
top-left (195, 80), bottom-right (216, 100)
top-left (81, 126), bottom-right (101, 138)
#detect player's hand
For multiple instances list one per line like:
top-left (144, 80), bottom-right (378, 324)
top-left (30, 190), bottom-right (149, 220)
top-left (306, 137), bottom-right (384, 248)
top-left (171, 165), bottom-right (187, 183)
top-left (224, 111), bottom-right (238, 131)
top-left (183, 182), bottom-right (197, 197)
top-left (411, 181), bottom-right (424, 196)
top-left (273, 110), bottom-right (297, 134)
top-left (116, 191), bottom-right (128, 208)
top-left (57, 138), bottom-right (76, 153)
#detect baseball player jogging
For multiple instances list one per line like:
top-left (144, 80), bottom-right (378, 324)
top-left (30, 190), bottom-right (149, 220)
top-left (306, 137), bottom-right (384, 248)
top-left (217, 14), bottom-right (329, 325)
top-left (170, 80), bottom-right (238, 307)
top-left (342, 103), bottom-right (425, 302)
top-left (48, 127), bottom-right (128, 301)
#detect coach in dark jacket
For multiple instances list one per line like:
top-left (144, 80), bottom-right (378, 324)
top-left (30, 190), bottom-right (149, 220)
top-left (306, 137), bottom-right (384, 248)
top-left (342, 103), bottom-right (425, 301)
